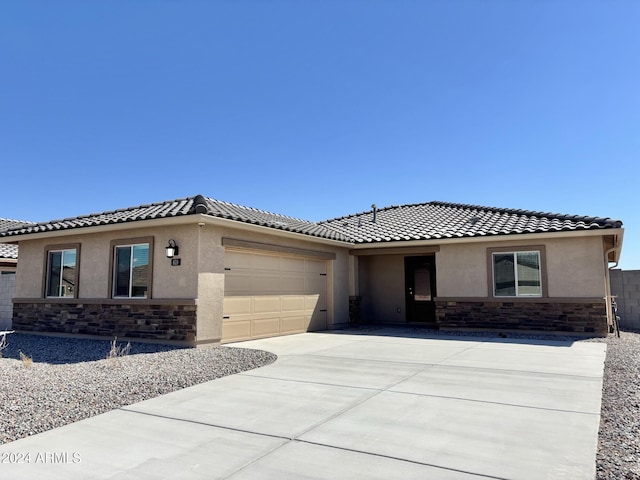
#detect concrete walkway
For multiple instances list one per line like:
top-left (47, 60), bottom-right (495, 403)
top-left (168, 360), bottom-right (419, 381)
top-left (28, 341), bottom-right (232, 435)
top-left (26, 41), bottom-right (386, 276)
top-left (0, 329), bottom-right (606, 479)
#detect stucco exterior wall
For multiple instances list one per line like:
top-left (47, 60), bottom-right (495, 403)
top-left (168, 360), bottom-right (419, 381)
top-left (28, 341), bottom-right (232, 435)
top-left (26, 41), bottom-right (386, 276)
top-left (357, 235), bottom-right (609, 325)
top-left (14, 224), bottom-right (201, 300)
top-left (12, 220), bottom-right (351, 344)
top-left (436, 236), bottom-right (606, 299)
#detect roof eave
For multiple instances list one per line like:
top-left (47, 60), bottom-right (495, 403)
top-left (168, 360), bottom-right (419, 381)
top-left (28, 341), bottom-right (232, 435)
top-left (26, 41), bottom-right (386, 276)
top-left (0, 215), bottom-right (201, 243)
top-left (0, 213), bottom-right (355, 249)
top-left (349, 227), bottom-right (625, 249)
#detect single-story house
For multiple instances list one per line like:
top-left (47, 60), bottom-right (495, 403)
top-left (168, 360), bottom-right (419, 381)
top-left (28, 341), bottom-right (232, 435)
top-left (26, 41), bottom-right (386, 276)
top-left (0, 195), bottom-right (624, 345)
top-left (1, 218), bottom-right (36, 329)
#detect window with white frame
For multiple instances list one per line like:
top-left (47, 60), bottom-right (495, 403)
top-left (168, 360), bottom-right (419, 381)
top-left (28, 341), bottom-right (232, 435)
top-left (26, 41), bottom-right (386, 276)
top-left (113, 243), bottom-right (150, 298)
top-left (492, 251), bottom-right (542, 297)
top-left (46, 248), bottom-right (78, 297)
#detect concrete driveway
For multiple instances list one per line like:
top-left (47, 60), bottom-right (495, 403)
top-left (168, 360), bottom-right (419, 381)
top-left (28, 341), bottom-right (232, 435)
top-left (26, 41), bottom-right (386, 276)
top-left (0, 329), bottom-right (606, 479)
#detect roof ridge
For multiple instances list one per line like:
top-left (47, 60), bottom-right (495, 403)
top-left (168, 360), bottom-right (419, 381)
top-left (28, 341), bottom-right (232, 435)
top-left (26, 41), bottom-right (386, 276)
top-left (318, 201), bottom-right (438, 223)
top-left (428, 200), bottom-right (621, 226)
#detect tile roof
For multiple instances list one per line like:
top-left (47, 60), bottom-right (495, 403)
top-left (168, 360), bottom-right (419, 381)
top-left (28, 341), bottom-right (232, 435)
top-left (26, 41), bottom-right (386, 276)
top-left (0, 197), bottom-right (623, 247)
top-left (0, 195), bottom-right (349, 242)
top-left (0, 218), bottom-right (36, 259)
top-left (319, 201), bottom-right (623, 244)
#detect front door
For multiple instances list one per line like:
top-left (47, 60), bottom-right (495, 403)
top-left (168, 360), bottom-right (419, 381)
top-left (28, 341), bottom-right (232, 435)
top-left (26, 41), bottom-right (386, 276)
top-left (405, 255), bottom-right (437, 326)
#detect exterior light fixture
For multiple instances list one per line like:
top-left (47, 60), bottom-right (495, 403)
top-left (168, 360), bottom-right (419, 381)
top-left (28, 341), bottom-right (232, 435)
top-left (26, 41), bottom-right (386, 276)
top-left (165, 239), bottom-right (179, 258)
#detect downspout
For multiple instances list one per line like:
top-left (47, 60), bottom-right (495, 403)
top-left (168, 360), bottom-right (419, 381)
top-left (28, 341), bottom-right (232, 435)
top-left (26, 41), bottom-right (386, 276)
top-left (604, 244), bottom-right (620, 330)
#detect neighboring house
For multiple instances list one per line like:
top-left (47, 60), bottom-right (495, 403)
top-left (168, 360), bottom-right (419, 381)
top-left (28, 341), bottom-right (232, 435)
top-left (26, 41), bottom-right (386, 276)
top-left (0, 195), bottom-right (624, 345)
top-left (0, 218), bottom-right (35, 273)
top-left (0, 218), bottom-right (36, 329)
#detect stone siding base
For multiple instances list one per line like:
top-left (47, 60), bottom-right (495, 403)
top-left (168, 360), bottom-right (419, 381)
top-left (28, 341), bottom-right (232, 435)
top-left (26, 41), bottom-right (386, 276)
top-left (12, 301), bottom-right (197, 344)
top-left (435, 300), bottom-right (608, 336)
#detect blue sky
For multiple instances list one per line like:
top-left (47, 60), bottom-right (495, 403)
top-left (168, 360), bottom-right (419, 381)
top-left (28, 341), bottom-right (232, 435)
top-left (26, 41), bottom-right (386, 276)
top-left (2, 1), bottom-right (638, 269)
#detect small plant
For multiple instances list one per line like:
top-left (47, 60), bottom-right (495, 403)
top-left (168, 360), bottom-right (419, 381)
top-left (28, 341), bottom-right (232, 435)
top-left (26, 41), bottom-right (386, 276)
top-left (0, 331), bottom-right (13, 358)
top-left (107, 337), bottom-right (131, 359)
top-left (19, 351), bottom-right (33, 368)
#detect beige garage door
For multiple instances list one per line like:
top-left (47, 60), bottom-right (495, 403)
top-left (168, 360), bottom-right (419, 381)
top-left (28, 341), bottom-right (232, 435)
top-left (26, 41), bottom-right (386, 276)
top-left (222, 250), bottom-right (328, 343)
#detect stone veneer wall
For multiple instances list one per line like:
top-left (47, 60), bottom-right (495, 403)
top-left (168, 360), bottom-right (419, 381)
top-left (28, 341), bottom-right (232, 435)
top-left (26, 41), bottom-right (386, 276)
top-left (12, 301), bottom-right (197, 344)
top-left (435, 300), bottom-right (608, 336)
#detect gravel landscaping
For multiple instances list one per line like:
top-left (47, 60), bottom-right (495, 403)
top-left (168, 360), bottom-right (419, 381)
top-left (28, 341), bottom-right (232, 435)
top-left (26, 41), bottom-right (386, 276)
top-left (0, 329), bottom-right (638, 478)
top-left (592, 330), bottom-right (640, 480)
top-left (0, 334), bottom-right (276, 445)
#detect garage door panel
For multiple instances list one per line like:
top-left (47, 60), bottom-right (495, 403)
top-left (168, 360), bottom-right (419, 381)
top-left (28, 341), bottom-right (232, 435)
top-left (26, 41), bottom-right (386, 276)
top-left (225, 251), bottom-right (253, 269)
top-left (281, 275), bottom-right (306, 293)
top-left (304, 294), bottom-right (321, 311)
top-left (281, 315), bottom-right (308, 333)
top-left (305, 274), bottom-right (327, 293)
top-left (282, 296), bottom-right (306, 312)
top-left (252, 254), bottom-right (281, 271)
top-left (224, 275), bottom-right (255, 295)
top-left (252, 275), bottom-right (282, 294)
top-left (280, 257), bottom-right (306, 273)
top-left (253, 296), bottom-right (281, 314)
top-left (222, 320), bottom-right (252, 341)
top-left (252, 317), bottom-right (281, 337)
top-left (305, 260), bottom-right (326, 274)
top-left (223, 297), bottom-right (252, 315)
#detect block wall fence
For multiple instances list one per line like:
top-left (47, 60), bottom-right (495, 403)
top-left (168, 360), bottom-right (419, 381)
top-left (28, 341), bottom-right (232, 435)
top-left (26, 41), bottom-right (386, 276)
top-left (610, 269), bottom-right (640, 330)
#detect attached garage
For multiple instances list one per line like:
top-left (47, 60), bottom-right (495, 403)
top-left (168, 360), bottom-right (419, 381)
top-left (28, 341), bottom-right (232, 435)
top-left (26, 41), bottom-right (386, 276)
top-left (221, 244), bottom-right (332, 343)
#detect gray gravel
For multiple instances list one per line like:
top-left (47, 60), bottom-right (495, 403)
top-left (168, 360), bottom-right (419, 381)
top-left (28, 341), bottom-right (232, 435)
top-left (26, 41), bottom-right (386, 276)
top-left (0, 334), bottom-right (276, 445)
top-left (590, 330), bottom-right (640, 480)
top-left (1, 329), bottom-right (638, 479)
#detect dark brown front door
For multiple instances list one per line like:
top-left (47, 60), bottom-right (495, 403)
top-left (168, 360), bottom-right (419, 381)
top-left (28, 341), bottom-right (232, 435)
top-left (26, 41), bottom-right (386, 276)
top-left (405, 255), bottom-right (437, 325)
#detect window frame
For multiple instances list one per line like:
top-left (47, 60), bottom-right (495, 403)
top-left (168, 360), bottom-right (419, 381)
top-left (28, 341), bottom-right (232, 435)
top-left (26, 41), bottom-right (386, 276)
top-left (109, 237), bottom-right (154, 299)
top-left (43, 243), bottom-right (81, 299)
top-left (487, 245), bottom-right (548, 298)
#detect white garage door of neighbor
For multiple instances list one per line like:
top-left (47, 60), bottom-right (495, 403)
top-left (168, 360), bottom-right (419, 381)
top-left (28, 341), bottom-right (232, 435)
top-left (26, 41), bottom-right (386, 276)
top-left (222, 250), bottom-right (328, 342)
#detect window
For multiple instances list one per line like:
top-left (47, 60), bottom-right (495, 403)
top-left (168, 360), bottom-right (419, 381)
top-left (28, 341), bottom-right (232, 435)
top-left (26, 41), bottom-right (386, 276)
top-left (492, 251), bottom-right (542, 297)
top-left (113, 242), bottom-right (150, 298)
top-left (46, 248), bottom-right (78, 297)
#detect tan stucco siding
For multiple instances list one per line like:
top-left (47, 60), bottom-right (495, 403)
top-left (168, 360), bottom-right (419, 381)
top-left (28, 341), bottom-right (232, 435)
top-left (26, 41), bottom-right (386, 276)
top-left (545, 236), bottom-right (606, 298)
top-left (14, 241), bottom-right (44, 298)
top-left (436, 236), bottom-right (607, 298)
top-left (436, 245), bottom-right (487, 297)
top-left (14, 224), bottom-right (201, 299)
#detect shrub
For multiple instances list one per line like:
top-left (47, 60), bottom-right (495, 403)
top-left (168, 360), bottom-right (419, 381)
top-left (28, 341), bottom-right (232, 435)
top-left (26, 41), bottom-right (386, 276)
top-left (107, 337), bottom-right (131, 359)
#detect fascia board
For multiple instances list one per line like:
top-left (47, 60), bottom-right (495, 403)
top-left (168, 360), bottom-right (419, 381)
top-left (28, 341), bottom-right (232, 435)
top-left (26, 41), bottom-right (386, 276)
top-left (0, 214), bottom-right (355, 249)
top-left (0, 216), bottom-right (200, 243)
top-left (349, 228), bottom-right (626, 250)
